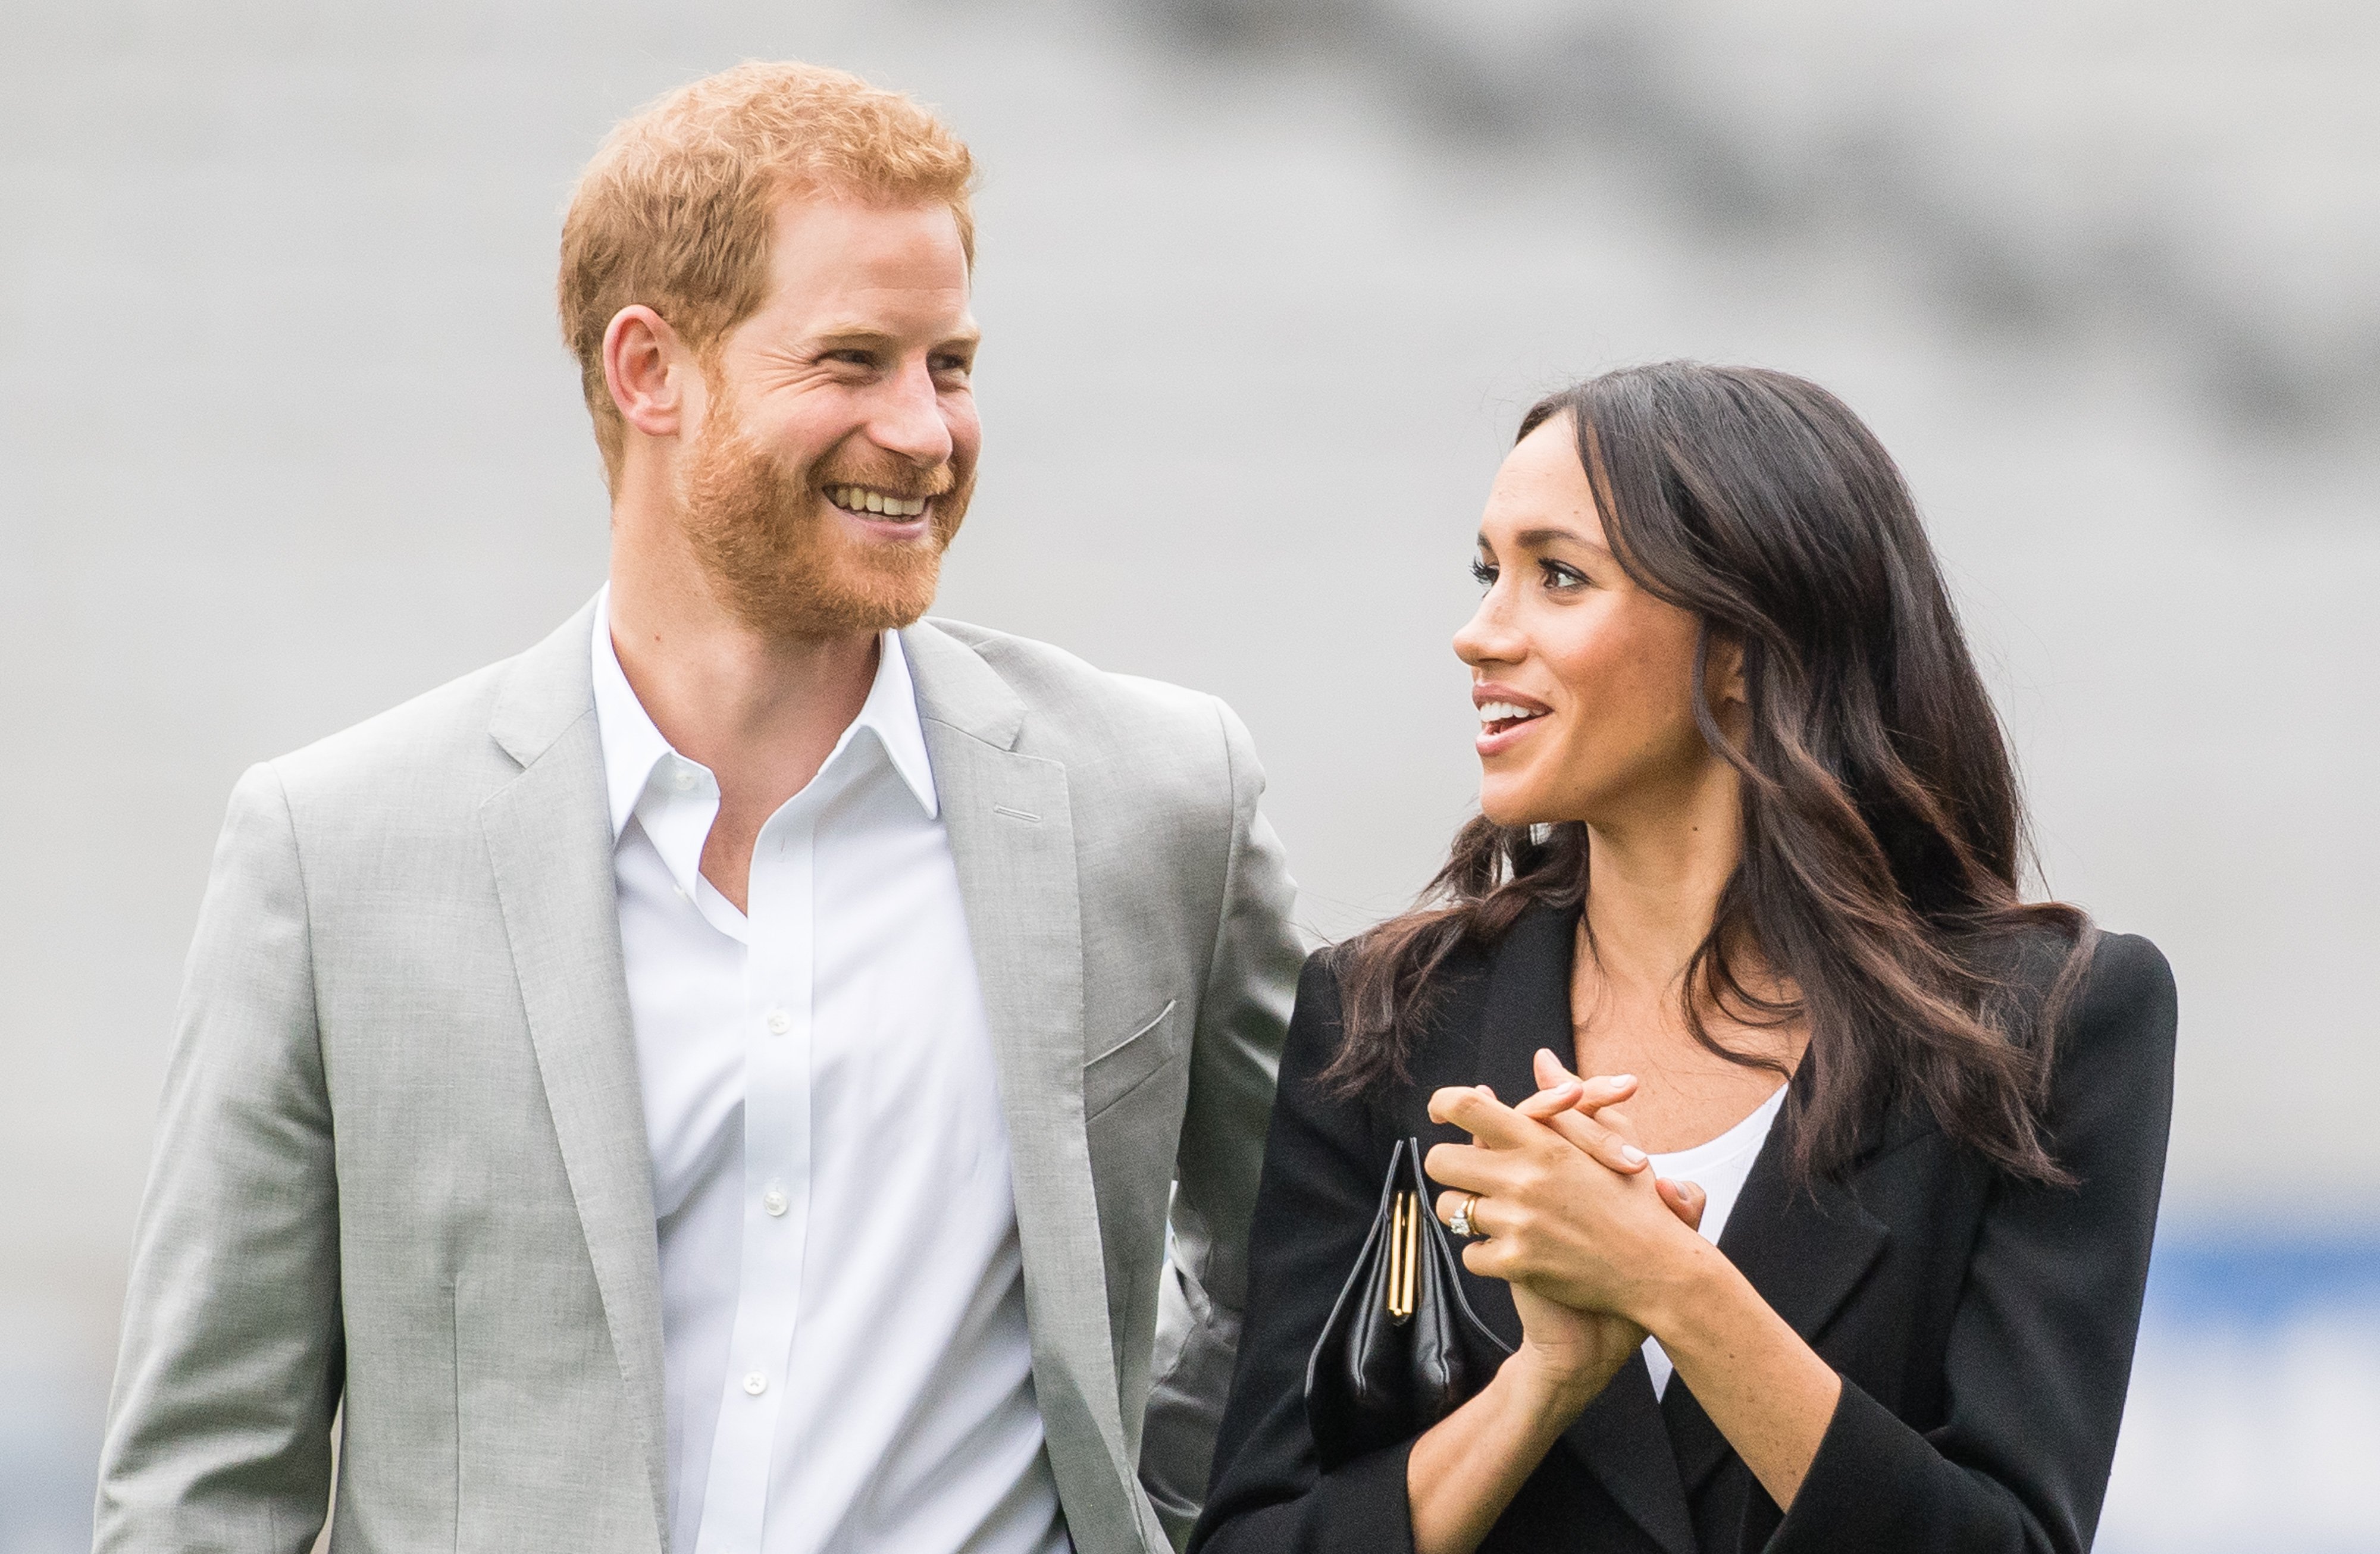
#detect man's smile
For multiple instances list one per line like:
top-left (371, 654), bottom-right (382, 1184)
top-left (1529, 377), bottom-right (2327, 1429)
top-left (825, 483), bottom-right (930, 518)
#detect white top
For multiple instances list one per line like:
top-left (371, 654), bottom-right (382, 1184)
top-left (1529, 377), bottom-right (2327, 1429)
top-left (1640, 1084), bottom-right (1789, 1401)
top-left (592, 591), bottom-right (1066, 1554)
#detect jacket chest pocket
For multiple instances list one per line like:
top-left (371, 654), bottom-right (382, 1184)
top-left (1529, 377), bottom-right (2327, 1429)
top-left (1084, 998), bottom-right (1182, 1121)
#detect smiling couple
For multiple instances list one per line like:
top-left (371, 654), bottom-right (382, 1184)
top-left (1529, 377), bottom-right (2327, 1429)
top-left (94, 61), bottom-right (2174, 1554)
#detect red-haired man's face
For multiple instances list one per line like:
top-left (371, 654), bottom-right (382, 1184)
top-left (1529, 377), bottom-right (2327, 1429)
top-left (673, 195), bottom-right (981, 638)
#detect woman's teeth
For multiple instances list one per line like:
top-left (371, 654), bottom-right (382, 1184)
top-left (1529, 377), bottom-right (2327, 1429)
top-left (1478, 701), bottom-right (1546, 726)
top-left (825, 485), bottom-right (928, 518)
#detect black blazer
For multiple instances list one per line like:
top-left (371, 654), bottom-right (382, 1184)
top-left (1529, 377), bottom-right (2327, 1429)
top-left (1192, 905), bottom-right (2176, 1554)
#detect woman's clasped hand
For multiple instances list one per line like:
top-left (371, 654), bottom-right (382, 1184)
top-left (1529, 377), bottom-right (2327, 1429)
top-left (1426, 1050), bottom-right (1712, 1406)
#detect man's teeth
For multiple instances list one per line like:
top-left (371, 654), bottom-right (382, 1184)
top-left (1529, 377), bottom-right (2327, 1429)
top-left (1477, 701), bottom-right (1545, 725)
top-left (825, 485), bottom-right (928, 518)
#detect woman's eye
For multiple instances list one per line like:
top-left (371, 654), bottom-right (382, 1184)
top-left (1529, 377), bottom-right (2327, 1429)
top-left (1469, 559), bottom-right (1498, 587)
top-left (1540, 560), bottom-right (1586, 591)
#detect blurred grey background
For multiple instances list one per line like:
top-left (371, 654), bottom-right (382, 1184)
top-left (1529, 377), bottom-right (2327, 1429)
top-left (4, 1), bottom-right (2375, 1549)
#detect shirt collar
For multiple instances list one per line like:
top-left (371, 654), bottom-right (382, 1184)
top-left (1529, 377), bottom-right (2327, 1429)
top-left (855, 626), bottom-right (940, 819)
top-left (588, 585), bottom-right (940, 845)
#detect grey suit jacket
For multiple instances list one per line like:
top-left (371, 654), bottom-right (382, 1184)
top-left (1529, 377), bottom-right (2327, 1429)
top-left (94, 599), bottom-right (1304, 1554)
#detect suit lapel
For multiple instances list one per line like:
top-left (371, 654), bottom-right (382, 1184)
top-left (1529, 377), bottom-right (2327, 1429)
top-left (480, 600), bottom-right (669, 1541)
top-left (902, 621), bottom-right (1142, 1553)
top-left (1460, 906), bottom-right (1698, 1554)
top-left (1661, 1070), bottom-right (1892, 1498)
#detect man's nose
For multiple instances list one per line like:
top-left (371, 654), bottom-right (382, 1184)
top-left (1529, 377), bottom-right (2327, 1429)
top-left (865, 358), bottom-right (954, 468)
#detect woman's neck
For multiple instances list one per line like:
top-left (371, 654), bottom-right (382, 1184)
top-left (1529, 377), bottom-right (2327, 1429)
top-left (1568, 760), bottom-right (1804, 1151)
top-left (1578, 759), bottom-right (1745, 1004)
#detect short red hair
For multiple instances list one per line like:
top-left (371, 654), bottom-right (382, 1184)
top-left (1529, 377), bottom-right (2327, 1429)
top-left (558, 61), bottom-right (978, 485)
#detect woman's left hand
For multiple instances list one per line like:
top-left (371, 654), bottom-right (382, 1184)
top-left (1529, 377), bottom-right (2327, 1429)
top-left (1425, 1076), bottom-right (1709, 1324)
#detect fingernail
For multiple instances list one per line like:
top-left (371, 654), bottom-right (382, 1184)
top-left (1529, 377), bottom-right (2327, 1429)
top-left (1611, 1074), bottom-right (1636, 1088)
top-left (1620, 1145), bottom-right (1648, 1167)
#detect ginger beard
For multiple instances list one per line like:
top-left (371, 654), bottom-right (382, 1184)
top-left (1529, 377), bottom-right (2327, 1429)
top-left (673, 379), bottom-right (973, 640)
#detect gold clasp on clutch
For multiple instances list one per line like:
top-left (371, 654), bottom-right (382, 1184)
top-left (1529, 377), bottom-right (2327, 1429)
top-left (1387, 1190), bottom-right (1420, 1319)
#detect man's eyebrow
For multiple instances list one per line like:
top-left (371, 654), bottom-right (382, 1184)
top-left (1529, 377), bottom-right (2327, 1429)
top-left (806, 323), bottom-right (982, 350)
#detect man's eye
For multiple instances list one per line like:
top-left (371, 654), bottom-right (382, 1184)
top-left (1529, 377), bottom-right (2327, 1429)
top-left (931, 356), bottom-right (972, 378)
top-left (1470, 559), bottom-right (1498, 587)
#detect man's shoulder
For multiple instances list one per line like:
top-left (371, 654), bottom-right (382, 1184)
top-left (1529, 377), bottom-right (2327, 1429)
top-left (264, 599), bottom-right (594, 810)
top-left (264, 656), bottom-right (523, 807)
top-left (917, 616), bottom-right (1234, 751)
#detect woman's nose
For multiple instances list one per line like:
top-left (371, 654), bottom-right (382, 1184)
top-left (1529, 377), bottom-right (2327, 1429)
top-left (1454, 593), bottom-right (1521, 668)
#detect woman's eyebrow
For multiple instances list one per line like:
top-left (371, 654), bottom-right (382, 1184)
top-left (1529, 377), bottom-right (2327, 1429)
top-left (1514, 526), bottom-right (1614, 559)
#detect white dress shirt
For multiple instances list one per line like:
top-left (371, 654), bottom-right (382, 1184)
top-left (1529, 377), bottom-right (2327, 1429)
top-left (591, 592), bottom-right (1067, 1554)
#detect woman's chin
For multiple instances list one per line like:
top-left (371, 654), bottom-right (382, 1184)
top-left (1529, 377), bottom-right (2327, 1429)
top-left (1477, 784), bottom-right (1553, 831)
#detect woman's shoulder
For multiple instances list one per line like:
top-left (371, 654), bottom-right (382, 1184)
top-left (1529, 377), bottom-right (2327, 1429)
top-left (1994, 922), bottom-right (2177, 1101)
top-left (1282, 926), bottom-right (1499, 1095)
top-left (2077, 929), bottom-right (2175, 1001)
top-left (2066, 928), bottom-right (2177, 1057)
top-left (1299, 921), bottom-right (1493, 994)
top-left (1990, 920), bottom-right (2172, 1016)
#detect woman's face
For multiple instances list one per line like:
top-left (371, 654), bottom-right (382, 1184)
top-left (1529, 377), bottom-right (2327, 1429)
top-left (1454, 415), bottom-right (1735, 829)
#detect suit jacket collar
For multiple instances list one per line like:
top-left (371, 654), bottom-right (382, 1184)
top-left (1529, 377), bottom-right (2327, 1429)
top-left (903, 616), bottom-right (1027, 751)
top-left (490, 596), bottom-right (604, 769)
top-left (481, 594), bottom-right (671, 1543)
top-left (1662, 1064), bottom-right (1892, 1499)
top-left (898, 615), bottom-right (1152, 1553)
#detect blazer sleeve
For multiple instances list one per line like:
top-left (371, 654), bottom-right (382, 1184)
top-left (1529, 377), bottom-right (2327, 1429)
top-left (1140, 697), bottom-right (1307, 1548)
top-left (1189, 953), bottom-right (1419, 1554)
top-left (1770, 931), bottom-right (2178, 1554)
top-left (93, 763), bottom-right (343, 1554)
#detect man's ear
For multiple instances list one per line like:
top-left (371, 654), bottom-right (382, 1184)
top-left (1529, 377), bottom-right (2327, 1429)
top-left (603, 305), bottom-right (696, 441)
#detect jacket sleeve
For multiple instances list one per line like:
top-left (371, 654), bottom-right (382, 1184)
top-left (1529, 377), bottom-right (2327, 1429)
top-left (1770, 931), bottom-right (2179, 1554)
top-left (1189, 953), bottom-right (1418, 1554)
top-left (1140, 698), bottom-right (1308, 1548)
top-left (93, 763), bottom-right (343, 1554)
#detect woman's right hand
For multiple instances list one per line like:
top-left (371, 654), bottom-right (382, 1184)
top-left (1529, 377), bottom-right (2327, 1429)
top-left (1480, 1074), bottom-right (1706, 1406)
top-left (1406, 1080), bottom-right (1707, 1554)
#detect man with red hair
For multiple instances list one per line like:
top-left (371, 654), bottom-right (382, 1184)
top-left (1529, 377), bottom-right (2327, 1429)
top-left (95, 62), bottom-right (1300, 1554)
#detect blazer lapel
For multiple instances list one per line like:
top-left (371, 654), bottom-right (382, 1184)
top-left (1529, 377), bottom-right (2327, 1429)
top-left (480, 599), bottom-right (669, 1541)
top-left (1661, 1073), bottom-right (1892, 1498)
top-left (1460, 906), bottom-right (1698, 1554)
top-left (902, 621), bottom-right (1142, 1553)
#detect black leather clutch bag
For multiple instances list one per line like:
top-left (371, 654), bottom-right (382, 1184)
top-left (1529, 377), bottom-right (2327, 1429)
top-left (1304, 1136), bottom-right (1513, 1463)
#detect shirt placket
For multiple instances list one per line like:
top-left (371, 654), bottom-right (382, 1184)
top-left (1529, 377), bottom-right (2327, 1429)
top-left (694, 797), bottom-right (818, 1554)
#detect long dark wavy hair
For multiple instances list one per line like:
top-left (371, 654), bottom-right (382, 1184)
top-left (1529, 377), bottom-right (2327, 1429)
top-left (1325, 362), bottom-right (2094, 1186)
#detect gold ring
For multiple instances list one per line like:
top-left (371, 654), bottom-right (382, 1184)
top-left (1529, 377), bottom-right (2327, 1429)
top-left (1448, 1191), bottom-right (1481, 1239)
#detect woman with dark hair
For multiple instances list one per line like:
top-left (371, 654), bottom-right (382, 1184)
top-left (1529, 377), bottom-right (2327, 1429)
top-left (1192, 363), bottom-right (2175, 1554)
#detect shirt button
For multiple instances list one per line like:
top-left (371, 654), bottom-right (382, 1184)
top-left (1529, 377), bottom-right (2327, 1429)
top-left (672, 767), bottom-right (697, 791)
top-left (743, 1371), bottom-right (767, 1396)
top-left (762, 1188), bottom-right (788, 1217)
top-left (766, 1008), bottom-right (791, 1035)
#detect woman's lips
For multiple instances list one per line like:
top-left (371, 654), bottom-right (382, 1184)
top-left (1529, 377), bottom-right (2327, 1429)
top-left (1476, 710), bottom-right (1549, 757)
